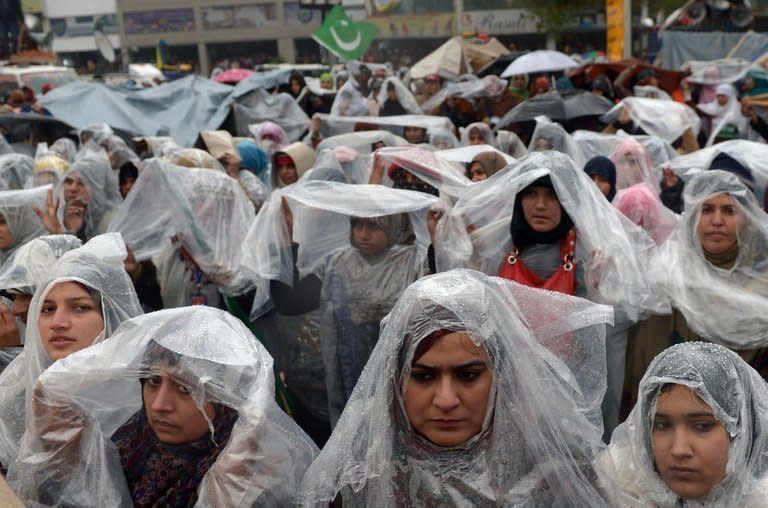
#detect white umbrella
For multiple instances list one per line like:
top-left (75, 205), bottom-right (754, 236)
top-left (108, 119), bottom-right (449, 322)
top-left (501, 50), bottom-right (579, 77)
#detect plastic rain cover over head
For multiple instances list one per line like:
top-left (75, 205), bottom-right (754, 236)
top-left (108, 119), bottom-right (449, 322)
top-left (108, 158), bottom-right (256, 295)
top-left (601, 97), bottom-right (701, 142)
top-left (613, 184), bottom-right (679, 246)
top-left (316, 130), bottom-right (408, 155)
top-left (57, 149), bottom-right (122, 240)
top-left (495, 130), bottom-right (529, 158)
top-left (376, 76), bottom-right (420, 115)
top-left (460, 122), bottom-right (495, 147)
top-left (0, 233), bottom-right (142, 469)
top-left (9, 306), bottom-right (319, 507)
top-left (650, 170), bottom-right (768, 348)
top-left (298, 268), bottom-right (613, 507)
top-left (235, 89), bottom-right (310, 143)
top-left (301, 148), bottom-right (366, 185)
top-left (610, 137), bottom-right (661, 193)
top-left (684, 58), bottom-right (757, 86)
top-left (0, 185), bottom-right (50, 262)
top-left (597, 341), bottom-right (768, 506)
top-left (78, 123), bottom-right (114, 146)
top-left (0, 153), bottom-right (33, 190)
top-left (377, 145), bottom-right (472, 198)
top-left (330, 81), bottom-right (370, 118)
top-left (435, 151), bottom-right (661, 322)
top-left (49, 138), bottom-right (77, 163)
top-left (573, 129), bottom-right (677, 171)
top-left (527, 116), bottom-right (586, 168)
top-left (314, 113), bottom-right (455, 140)
top-left (0, 234), bottom-right (82, 295)
top-left (428, 127), bottom-right (461, 150)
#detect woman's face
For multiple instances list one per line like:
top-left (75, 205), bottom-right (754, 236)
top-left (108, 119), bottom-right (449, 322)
top-left (39, 281), bottom-right (104, 362)
top-left (468, 130), bottom-right (484, 145)
top-left (404, 126), bottom-right (426, 144)
top-left (469, 161), bottom-right (487, 182)
top-left (404, 332), bottom-right (492, 447)
top-left (513, 75), bottom-right (526, 88)
top-left (590, 175), bottom-right (613, 198)
top-left (0, 213), bottom-right (12, 249)
top-left (352, 220), bottom-right (390, 256)
top-left (277, 161), bottom-right (298, 186)
top-left (697, 194), bottom-right (742, 255)
top-left (143, 373), bottom-right (216, 445)
top-left (11, 293), bottom-right (32, 324)
top-left (716, 94), bottom-right (729, 106)
top-left (534, 137), bottom-right (551, 151)
top-left (520, 185), bottom-right (562, 233)
top-left (652, 384), bottom-right (729, 500)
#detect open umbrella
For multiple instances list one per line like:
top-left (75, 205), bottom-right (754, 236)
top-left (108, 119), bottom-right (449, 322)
top-left (496, 90), bottom-right (614, 128)
top-left (213, 68), bottom-right (254, 84)
top-left (501, 50), bottom-right (578, 77)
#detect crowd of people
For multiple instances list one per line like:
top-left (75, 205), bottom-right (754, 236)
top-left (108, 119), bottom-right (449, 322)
top-left (0, 55), bottom-right (766, 506)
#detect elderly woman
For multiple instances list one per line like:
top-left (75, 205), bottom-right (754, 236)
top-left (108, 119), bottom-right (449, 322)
top-left (0, 234), bottom-right (142, 470)
top-left (8, 306), bottom-right (319, 507)
top-left (298, 269), bottom-right (614, 506)
top-left (598, 342), bottom-right (768, 505)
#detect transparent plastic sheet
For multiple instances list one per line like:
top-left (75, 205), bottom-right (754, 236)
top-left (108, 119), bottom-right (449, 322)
top-left (664, 140), bottom-right (768, 203)
top-left (700, 84), bottom-right (751, 146)
top-left (610, 137), bottom-right (662, 193)
top-left (316, 130), bottom-right (408, 155)
top-left (162, 147), bottom-right (225, 171)
top-left (0, 234), bottom-right (82, 295)
top-left (77, 123), bottom-right (114, 146)
top-left (435, 151), bottom-right (663, 322)
top-left (234, 89), bottom-right (310, 143)
top-left (376, 76), bottom-right (420, 115)
top-left (0, 233), bottom-right (142, 469)
top-left (649, 170), bottom-right (768, 349)
top-left (0, 153), bottom-right (33, 190)
top-left (49, 138), bottom-right (77, 164)
top-left (459, 122), bottom-right (495, 146)
top-left (436, 144), bottom-right (514, 165)
top-left (597, 342), bottom-right (768, 506)
top-left (298, 269), bottom-right (613, 507)
top-left (613, 184), bottom-right (679, 246)
top-left (427, 127), bottom-right (461, 150)
top-left (108, 158), bottom-right (256, 296)
top-left (684, 58), bottom-right (757, 86)
top-left (0, 346), bottom-right (21, 374)
top-left (9, 306), bottom-right (319, 507)
top-left (495, 130), bottom-right (528, 158)
top-left (31, 146), bottom-right (68, 189)
top-left (419, 75), bottom-right (508, 114)
top-left (55, 149), bottom-right (122, 240)
top-left (573, 129), bottom-right (677, 170)
top-left (377, 145), bottom-right (472, 198)
top-left (301, 148), bottom-right (366, 185)
top-left (102, 136), bottom-right (141, 170)
top-left (248, 121), bottom-right (288, 147)
top-left (0, 185), bottom-right (50, 263)
top-left (314, 113), bottom-right (455, 139)
top-left (330, 81), bottom-right (369, 118)
top-left (601, 97), bottom-right (702, 142)
top-left (632, 85), bottom-right (672, 101)
top-left (527, 116), bottom-right (587, 168)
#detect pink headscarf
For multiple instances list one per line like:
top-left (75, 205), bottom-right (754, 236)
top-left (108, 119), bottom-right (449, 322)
top-left (613, 183), bottom-right (677, 245)
top-left (610, 138), bottom-right (658, 192)
top-left (259, 121), bottom-right (286, 145)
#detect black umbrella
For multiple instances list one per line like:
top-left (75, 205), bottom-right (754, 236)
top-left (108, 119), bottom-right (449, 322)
top-left (496, 90), bottom-right (614, 129)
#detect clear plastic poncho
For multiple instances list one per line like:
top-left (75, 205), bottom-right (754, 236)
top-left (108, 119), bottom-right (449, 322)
top-left (49, 138), bottom-right (77, 163)
top-left (108, 158), bottom-right (256, 299)
top-left (314, 113), bottom-right (454, 140)
top-left (9, 306), bottom-right (319, 507)
top-left (376, 76), bottom-right (420, 115)
top-left (0, 234), bottom-right (82, 295)
top-left (298, 268), bottom-right (613, 507)
top-left (613, 183), bottom-right (679, 246)
top-left (527, 116), bottom-right (586, 167)
top-left (427, 127), bottom-right (461, 150)
top-left (435, 151), bottom-right (661, 322)
top-left (0, 233), bottom-right (142, 469)
top-left (330, 81), bottom-right (369, 118)
top-left (573, 129), bottom-right (677, 170)
top-left (436, 144), bottom-right (514, 166)
top-left (301, 148), bottom-right (366, 185)
top-left (0, 153), bottom-right (33, 190)
top-left (495, 130), bottom-right (528, 158)
top-left (610, 137), bottom-right (661, 193)
top-left (597, 341), bottom-right (768, 506)
top-left (601, 97), bottom-right (701, 142)
top-left (56, 149), bottom-right (122, 240)
top-left (684, 58), bottom-right (757, 86)
top-left (650, 170), bottom-right (768, 348)
top-left (235, 89), bottom-right (311, 143)
top-left (460, 122), bottom-right (495, 146)
top-left (377, 145), bottom-right (472, 198)
top-left (78, 123), bottom-right (114, 146)
top-left (316, 130), bottom-right (408, 155)
top-left (0, 185), bottom-right (50, 262)
top-left (698, 84), bottom-right (750, 146)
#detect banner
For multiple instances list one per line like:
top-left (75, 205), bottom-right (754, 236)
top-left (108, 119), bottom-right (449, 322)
top-left (312, 5), bottom-right (377, 61)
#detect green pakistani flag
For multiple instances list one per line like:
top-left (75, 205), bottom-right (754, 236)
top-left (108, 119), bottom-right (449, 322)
top-left (312, 5), bottom-right (377, 61)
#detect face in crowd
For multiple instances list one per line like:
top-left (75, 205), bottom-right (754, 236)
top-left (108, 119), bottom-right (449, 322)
top-left (39, 281), bottom-right (104, 362)
top-left (696, 193), bottom-right (742, 255)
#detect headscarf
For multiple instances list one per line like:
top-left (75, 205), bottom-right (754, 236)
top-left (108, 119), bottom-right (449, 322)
top-left (698, 65), bottom-right (721, 104)
top-left (0, 233), bottom-right (142, 468)
top-left (744, 68), bottom-right (768, 97)
top-left (610, 138), bottom-right (659, 193)
top-left (597, 342), bottom-right (768, 506)
top-left (0, 154), bottom-right (32, 190)
top-left (509, 175), bottom-right (575, 250)
top-left (584, 155), bottom-right (617, 201)
top-left (508, 73), bottom-right (530, 100)
top-left (0, 186), bottom-right (50, 262)
top-left (591, 75), bottom-right (615, 101)
top-left (298, 269), bottom-right (614, 507)
top-left (470, 151), bottom-right (508, 180)
top-left (236, 139), bottom-right (268, 175)
top-left (613, 183), bottom-right (678, 246)
top-left (271, 142), bottom-right (316, 189)
top-left (462, 122), bottom-right (494, 146)
top-left (8, 306), bottom-right (318, 507)
top-left (650, 170), bottom-right (768, 348)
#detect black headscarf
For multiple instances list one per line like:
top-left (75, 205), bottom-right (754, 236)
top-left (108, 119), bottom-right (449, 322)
top-left (509, 175), bottom-right (574, 250)
top-left (584, 155), bottom-right (617, 201)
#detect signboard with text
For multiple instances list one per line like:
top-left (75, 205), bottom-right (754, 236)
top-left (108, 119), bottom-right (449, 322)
top-left (457, 10), bottom-right (538, 35)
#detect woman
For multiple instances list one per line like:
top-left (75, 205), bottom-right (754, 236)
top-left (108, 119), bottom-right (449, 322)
top-left (9, 306), bottom-right (319, 507)
top-left (0, 153), bottom-right (32, 190)
top-left (650, 170), bottom-right (768, 374)
top-left (0, 233), bottom-right (142, 469)
top-left (584, 155), bottom-right (617, 201)
top-left (0, 185), bottom-right (49, 263)
top-left (467, 150), bottom-right (508, 182)
top-left (527, 117), bottom-right (586, 167)
top-left (614, 184), bottom-right (678, 246)
top-left (462, 122), bottom-right (494, 146)
top-left (271, 142), bottom-right (316, 189)
top-left (610, 138), bottom-right (660, 193)
top-left (298, 269), bottom-right (614, 506)
top-left (598, 342), bottom-right (768, 506)
top-left (244, 181), bottom-right (436, 428)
